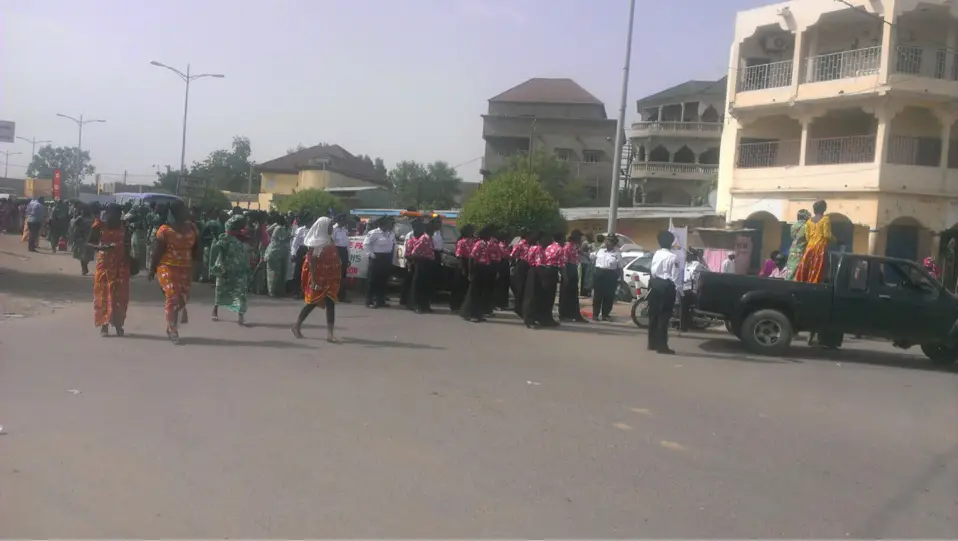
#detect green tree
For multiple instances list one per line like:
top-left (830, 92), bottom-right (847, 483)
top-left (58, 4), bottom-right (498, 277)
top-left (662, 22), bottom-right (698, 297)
top-left (26, 145), bottom-right (96, 194)
top-left (388, 160), bottom-right (462, 209)
top-left (373, 157), bottom-right (388, 180)
top-left (501, 151), bottom-right (590, 207)
top-left (459, 170), bottom-right (566, 234)
top-left (153, 168), bottom-right (178, 193)
top-left (196, 188), bottom-right (232, 211)
top-left (190, 136), bottom-right (259, 194)
top-left (274, 188), bottom-right (345, 217)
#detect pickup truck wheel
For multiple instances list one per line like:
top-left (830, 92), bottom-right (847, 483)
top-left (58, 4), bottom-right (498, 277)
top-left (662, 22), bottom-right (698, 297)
top-left (920, 343), bottom-right (958, 365)
top-left (742, 309), bottom-right (793, 356)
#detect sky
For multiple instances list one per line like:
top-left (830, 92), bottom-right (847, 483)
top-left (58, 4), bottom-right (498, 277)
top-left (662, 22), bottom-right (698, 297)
top-left (0, 0), bottom-right (779, 185)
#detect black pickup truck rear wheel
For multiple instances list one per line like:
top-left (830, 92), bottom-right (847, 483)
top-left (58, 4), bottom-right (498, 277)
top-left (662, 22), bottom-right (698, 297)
top-left (741, 309), bottom-right (793, 356)
top-left (920, 343), bottom-right (958, 365)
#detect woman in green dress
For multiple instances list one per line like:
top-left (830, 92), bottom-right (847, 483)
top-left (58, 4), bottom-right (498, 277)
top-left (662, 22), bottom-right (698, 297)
top-left (209, 215), bottom-right (252, 325)
top-left (784, 209), bottom-right (811, 280)
top-left (200, 212), bottom-right (225, 284)
top-left (264, 215), bottom-right (291, 297)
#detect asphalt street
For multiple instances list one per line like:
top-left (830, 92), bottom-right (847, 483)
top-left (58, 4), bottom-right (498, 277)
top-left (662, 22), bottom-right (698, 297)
top-left (1, 238), bottom-right (956, 537)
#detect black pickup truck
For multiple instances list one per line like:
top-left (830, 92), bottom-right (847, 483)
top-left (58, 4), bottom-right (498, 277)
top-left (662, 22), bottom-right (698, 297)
top-left (695, 252), bottom-right (958, 363)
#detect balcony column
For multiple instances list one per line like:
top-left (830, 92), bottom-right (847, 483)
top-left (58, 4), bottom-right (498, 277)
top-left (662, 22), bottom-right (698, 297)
top-left (878, 10), bottom-right (896, 85)
top-left (680, 102), bottom-right (686, 122)
top-left (938, 114), bottom-right (954, 169)
top-left (658, 105), bottom-right (664, 122)
top-left (791, 29), bottom-right (806, 90)
top-left (798, 115), bottom-right (812, 166)
top-left (874, 108), bottom-right (893, 165)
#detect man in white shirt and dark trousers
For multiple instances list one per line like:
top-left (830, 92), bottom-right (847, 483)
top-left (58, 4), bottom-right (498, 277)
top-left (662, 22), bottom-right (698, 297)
top-left (591, 234), bottom-right (623, 321)
top-left (362, 217), bottom-right (396, 308)
top-left (648, 230), bottom-right (680, 354)
top-left (332, 214), bottom-right (352, 302)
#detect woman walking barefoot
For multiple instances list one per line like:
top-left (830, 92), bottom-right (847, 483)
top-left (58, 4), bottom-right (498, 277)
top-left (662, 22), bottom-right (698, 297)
top-left (291, 217), bottom-right (341, 343)
top-left (209, 215), bottom-right (252, 326)
top-left (149, 201), bottom-right (200, 344)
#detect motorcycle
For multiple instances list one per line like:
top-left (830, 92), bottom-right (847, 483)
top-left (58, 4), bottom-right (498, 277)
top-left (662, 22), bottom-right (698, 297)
top-left (630, 281), bottom-right (723, 331)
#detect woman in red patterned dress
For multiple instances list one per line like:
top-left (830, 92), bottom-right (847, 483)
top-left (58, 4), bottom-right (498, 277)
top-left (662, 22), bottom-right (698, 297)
top-left (536, 232), bottom-right (566, 327)
top-left (558, 229), bottom-right (587, 322)
top-left (510, 230), bottom-right (532, 317)
top-left (149, 201), bottom-right (200, 344)
top-left (449, 224), bottom-right (475, 312)
top-left (522, 233), bottom-right (546, 328)
top-left (90, 204), bottom-right (132, 337)
top-left (291, 217), bottom-right (341, 342)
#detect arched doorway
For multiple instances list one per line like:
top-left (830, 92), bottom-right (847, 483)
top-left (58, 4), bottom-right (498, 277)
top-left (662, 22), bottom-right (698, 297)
top-left (673, 146), bottom-right (695, 164)
top-left (648, 145), bottom-right (670, 163)
top-left (885, 216), bottom-right (922, 262)
top-left (743, 211), bottom-right (782, 274)
top-left (701, 105), bottom-right (719, 123)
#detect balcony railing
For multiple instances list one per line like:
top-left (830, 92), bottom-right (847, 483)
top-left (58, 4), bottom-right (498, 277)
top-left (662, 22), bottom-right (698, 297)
top-left (632, 161), bottom-right (718, 177)
top-left (631, 121), bottom-right (723, 135)
top-left (888, 135), bottom-right (942, 167)
top-left (934, 49), bottom-right (958, 81)
top-left (805, 46), bottom-right (881, 83)
top-left (737, 60), bottom-right (792, 92)
top-left (806, 135), bottom-right (875, 165)
top-left (736, 140), bottom-right (801, 168)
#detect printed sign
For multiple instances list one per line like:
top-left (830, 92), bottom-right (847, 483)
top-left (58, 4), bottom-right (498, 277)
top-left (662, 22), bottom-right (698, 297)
top-left (52, 169), bottom-right (61, 200)
top-left (0, 120), bottom-right (15, 143)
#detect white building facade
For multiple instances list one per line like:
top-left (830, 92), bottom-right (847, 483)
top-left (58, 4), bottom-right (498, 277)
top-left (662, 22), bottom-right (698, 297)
top-left (717, 0), bottom-right (958, 271)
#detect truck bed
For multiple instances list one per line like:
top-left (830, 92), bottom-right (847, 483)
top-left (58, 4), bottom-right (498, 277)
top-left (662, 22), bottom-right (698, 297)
top-left (696, 272), bottom-right (833, 332)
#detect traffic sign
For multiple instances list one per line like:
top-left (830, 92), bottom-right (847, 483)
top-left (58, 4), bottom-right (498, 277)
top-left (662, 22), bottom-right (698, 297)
top-left (0, 121), bottom-right (14, 143)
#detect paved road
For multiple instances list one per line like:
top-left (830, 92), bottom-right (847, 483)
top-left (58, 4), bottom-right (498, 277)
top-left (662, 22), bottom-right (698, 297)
top-left (1, 240), bottom-right (957, 537)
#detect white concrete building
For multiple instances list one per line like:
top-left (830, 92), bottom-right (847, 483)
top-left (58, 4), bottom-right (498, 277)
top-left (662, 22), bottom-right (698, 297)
top-left (717, 0), bottom-right (958, 272)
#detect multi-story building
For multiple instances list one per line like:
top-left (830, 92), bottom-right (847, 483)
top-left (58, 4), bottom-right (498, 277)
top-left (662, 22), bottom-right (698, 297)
top-left (717, 0), bottom-right (958, 270)
top-left (629, 78), bottom-right (726, 206)
top-left (480, 78), bottom-right (617, 204)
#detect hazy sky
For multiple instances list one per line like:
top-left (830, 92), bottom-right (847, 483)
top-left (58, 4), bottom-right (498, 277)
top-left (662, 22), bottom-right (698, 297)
top-left (0, 0), bottom-right (777, 185)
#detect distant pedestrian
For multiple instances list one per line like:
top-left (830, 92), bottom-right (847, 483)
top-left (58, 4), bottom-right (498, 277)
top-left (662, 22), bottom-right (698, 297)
top-left (209, 215), bottom-right (252, 326)
top-left (24, 197), bottom-right (45, 252)
top-left (70, 205), bottom-right (95, 275)
top-left (332, 214), bottom-right (351, 301)
top-left (590, 234), bottom-right (622, 322)
top-left (559, 229), bottom-right (588, 322)
top-left (721, 253), bottom-right (736, 274)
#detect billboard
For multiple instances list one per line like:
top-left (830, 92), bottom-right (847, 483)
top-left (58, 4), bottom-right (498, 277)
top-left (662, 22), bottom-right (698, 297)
top-left (0, 121), bottom-right (14, 143)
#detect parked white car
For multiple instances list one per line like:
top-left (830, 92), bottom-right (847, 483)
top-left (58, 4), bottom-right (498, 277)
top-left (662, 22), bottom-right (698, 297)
top-left (622, 253), bottom-right (653, 297)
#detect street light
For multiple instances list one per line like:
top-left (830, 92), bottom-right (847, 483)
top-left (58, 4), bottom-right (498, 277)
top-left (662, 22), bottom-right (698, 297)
top-left (2, 150), bottom-right (22, 178)
top-left (150, 60), bottom-right (225, 195)
top-left (16, 136), bottom-right (52, 158)
top-left (607, 0), bottom-right (637, 234)
top-left (56, 113), bottom-right (106, 198)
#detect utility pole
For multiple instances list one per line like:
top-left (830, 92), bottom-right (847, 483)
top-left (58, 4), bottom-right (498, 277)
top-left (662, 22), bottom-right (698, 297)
top-left (607, 0), bottom-right (637, 234)
top-left (528, 118), bottom-right (537, 169)
top-left (16, 136), bottom-right (52, 158)
top-left (3, 150), bottom-right (22, 178)
top-left (247, 162), bottom-right (255, 194)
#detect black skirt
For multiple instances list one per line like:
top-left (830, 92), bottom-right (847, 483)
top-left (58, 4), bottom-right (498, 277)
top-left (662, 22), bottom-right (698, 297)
top-left (460, 263), bottom-right (492, 321)
top-left (512, 260), bottom-right (530, 317)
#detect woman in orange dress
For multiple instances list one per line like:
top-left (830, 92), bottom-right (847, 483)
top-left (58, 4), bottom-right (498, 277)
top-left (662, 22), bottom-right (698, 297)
top-left (794, 199), bottom-right (836, 284)
top-left (149, 200), bottom-right (200, 343)
top-left (291, 216), bottom-right (341, 343)
top-left (90, 204), bottom-right (132, 337)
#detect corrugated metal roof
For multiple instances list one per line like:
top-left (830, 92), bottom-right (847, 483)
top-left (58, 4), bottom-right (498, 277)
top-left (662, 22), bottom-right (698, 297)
top-left (561, 206), bottom-right (719, 221)
top-left (635, 78), bottom-right (727, 110)
top-left (490, 78), bottom-right (604, 105)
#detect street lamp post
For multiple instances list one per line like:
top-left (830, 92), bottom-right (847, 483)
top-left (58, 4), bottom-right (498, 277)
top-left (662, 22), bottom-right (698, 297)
top-left (150, 60), bottom-right (225, 195)
top-left (2, 150), bottom-right (22, 178)
top-left (56, 113), bottom-right (106, 198)
top-left (607, 0), bottom-right (637, 234)
top-left (16, 136), bottom-right (52, 158)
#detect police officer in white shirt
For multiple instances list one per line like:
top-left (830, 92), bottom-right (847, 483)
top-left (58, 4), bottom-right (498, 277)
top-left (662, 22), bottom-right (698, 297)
top-left (362, 216), bottom-right (396, 308)
top-left (680, 249), bottom-right (707, 331)
top-left (590, 234), bottom-right (624, 321)
top-left (332, 214), bottom-right (352, 301)
top-left (648, 230), bottom-right (680, 354)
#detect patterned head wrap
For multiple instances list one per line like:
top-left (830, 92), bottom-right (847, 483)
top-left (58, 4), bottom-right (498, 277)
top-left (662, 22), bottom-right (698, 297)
top-left (797, 209), bottom-right (811, 221)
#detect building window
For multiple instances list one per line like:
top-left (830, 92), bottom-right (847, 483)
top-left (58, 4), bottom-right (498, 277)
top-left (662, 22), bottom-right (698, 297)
top-left (555, 148), bottom-right (572, 161)
top-left (496, 149), bottom-right (508, 158)
top-left (583, 150), bottom-right (602, 163)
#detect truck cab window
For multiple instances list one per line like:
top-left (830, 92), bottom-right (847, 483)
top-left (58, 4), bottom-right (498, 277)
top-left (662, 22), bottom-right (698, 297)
top-left (848, 260), bottom-right (869, 292)
top-left (879, 262), bottom-right (937, 297)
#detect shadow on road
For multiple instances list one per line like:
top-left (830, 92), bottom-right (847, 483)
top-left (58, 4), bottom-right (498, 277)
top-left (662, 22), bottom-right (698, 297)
top-left (695, 337), bottom-right (958, 373)
top-left (122, 333), bottom-right (314, 349)
top-left (341, 337), bottom-right (445, 350)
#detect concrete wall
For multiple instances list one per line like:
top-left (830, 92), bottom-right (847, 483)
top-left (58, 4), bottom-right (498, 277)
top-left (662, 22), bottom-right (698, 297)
top-left (489, 102), bottom-right (607, 120)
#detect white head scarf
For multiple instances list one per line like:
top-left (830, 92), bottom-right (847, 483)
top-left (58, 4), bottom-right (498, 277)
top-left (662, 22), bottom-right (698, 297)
top-left (303, 216), bottom-right (332, 249)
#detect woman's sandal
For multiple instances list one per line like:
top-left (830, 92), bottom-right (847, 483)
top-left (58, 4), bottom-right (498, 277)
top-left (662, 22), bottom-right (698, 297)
top-left (99, 325), bottom-right (109, 337)
top-left (291, 325), bottom-right (304, 339)
top-left (167, 329), bottom-right (180, 344)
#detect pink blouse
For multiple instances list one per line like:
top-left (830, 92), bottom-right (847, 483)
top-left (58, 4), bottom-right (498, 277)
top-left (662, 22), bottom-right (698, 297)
top-left (526, 244), bottom-right (544, 267)
top-left (498, 240), bottom-right (511, 260)
top-left (561, 241), bottom-right (579, 265)
top-left (455, 237), bottom-right (475, 258)
top-left (543, 242), bottom-right (565, 267)
top-left (511, 239), bottom-right (529, 261)
top-left (409, 233), bottom-right (434, 259)
top-left (488, 241), bottom-right (502, 263)
top-left (471, 239), bottom-right (491, 265)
